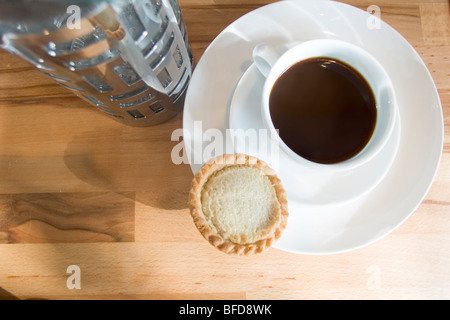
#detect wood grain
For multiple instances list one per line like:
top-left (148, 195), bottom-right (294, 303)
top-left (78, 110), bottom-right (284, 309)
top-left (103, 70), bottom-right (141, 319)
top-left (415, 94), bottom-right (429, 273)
top-left (0, 192), bottom-right (135, 243)
top-left (0, 0), bottom-right (449, 300)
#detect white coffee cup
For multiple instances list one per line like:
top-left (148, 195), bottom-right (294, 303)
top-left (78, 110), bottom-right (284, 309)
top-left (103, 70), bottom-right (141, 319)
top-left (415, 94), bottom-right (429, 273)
top-left (253, 39), bottom-right (397, 171)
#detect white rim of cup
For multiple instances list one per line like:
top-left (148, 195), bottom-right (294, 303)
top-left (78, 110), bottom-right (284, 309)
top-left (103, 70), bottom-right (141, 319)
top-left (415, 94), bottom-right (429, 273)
top-left (261, 39), bottom-right (397, 172)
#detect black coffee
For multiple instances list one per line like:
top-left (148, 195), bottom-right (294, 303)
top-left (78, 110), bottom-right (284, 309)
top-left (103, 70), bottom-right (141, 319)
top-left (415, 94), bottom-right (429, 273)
top-left (269, 57), bottom-right (377, 164)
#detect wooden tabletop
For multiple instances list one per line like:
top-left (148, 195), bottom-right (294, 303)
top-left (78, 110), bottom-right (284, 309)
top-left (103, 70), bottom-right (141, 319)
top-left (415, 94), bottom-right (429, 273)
top-left (0, 0), bottom-right (449, 300)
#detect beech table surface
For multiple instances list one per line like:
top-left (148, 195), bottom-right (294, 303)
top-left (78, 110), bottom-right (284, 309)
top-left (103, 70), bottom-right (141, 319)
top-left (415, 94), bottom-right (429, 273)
top-left (0, 0), bottom-right (449, 300)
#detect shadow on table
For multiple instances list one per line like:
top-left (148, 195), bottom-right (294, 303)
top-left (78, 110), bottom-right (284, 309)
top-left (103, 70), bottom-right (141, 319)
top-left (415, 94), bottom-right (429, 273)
top-left (0, 287), bottom-right (20, 300)
top-left (63, 114), bottom-right (193, 211)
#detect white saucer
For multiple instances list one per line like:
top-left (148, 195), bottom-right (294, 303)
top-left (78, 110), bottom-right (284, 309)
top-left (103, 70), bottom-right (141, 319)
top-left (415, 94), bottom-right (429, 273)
top-left (229, 63), bottom-right (401, 206)
top-left (183, 0), bottom-right (443, 254)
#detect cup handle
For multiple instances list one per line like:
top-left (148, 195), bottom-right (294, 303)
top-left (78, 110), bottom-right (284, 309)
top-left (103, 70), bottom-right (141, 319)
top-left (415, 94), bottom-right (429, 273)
top-left (253, 41), bottom-right (303, 78)
top-left (252, 44), bottom-right (280, 78)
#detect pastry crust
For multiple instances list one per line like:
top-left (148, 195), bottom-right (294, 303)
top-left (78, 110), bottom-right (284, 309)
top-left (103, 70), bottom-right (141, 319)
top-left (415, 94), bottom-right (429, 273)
top-left (188, 154), bottom-right (289, 255)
